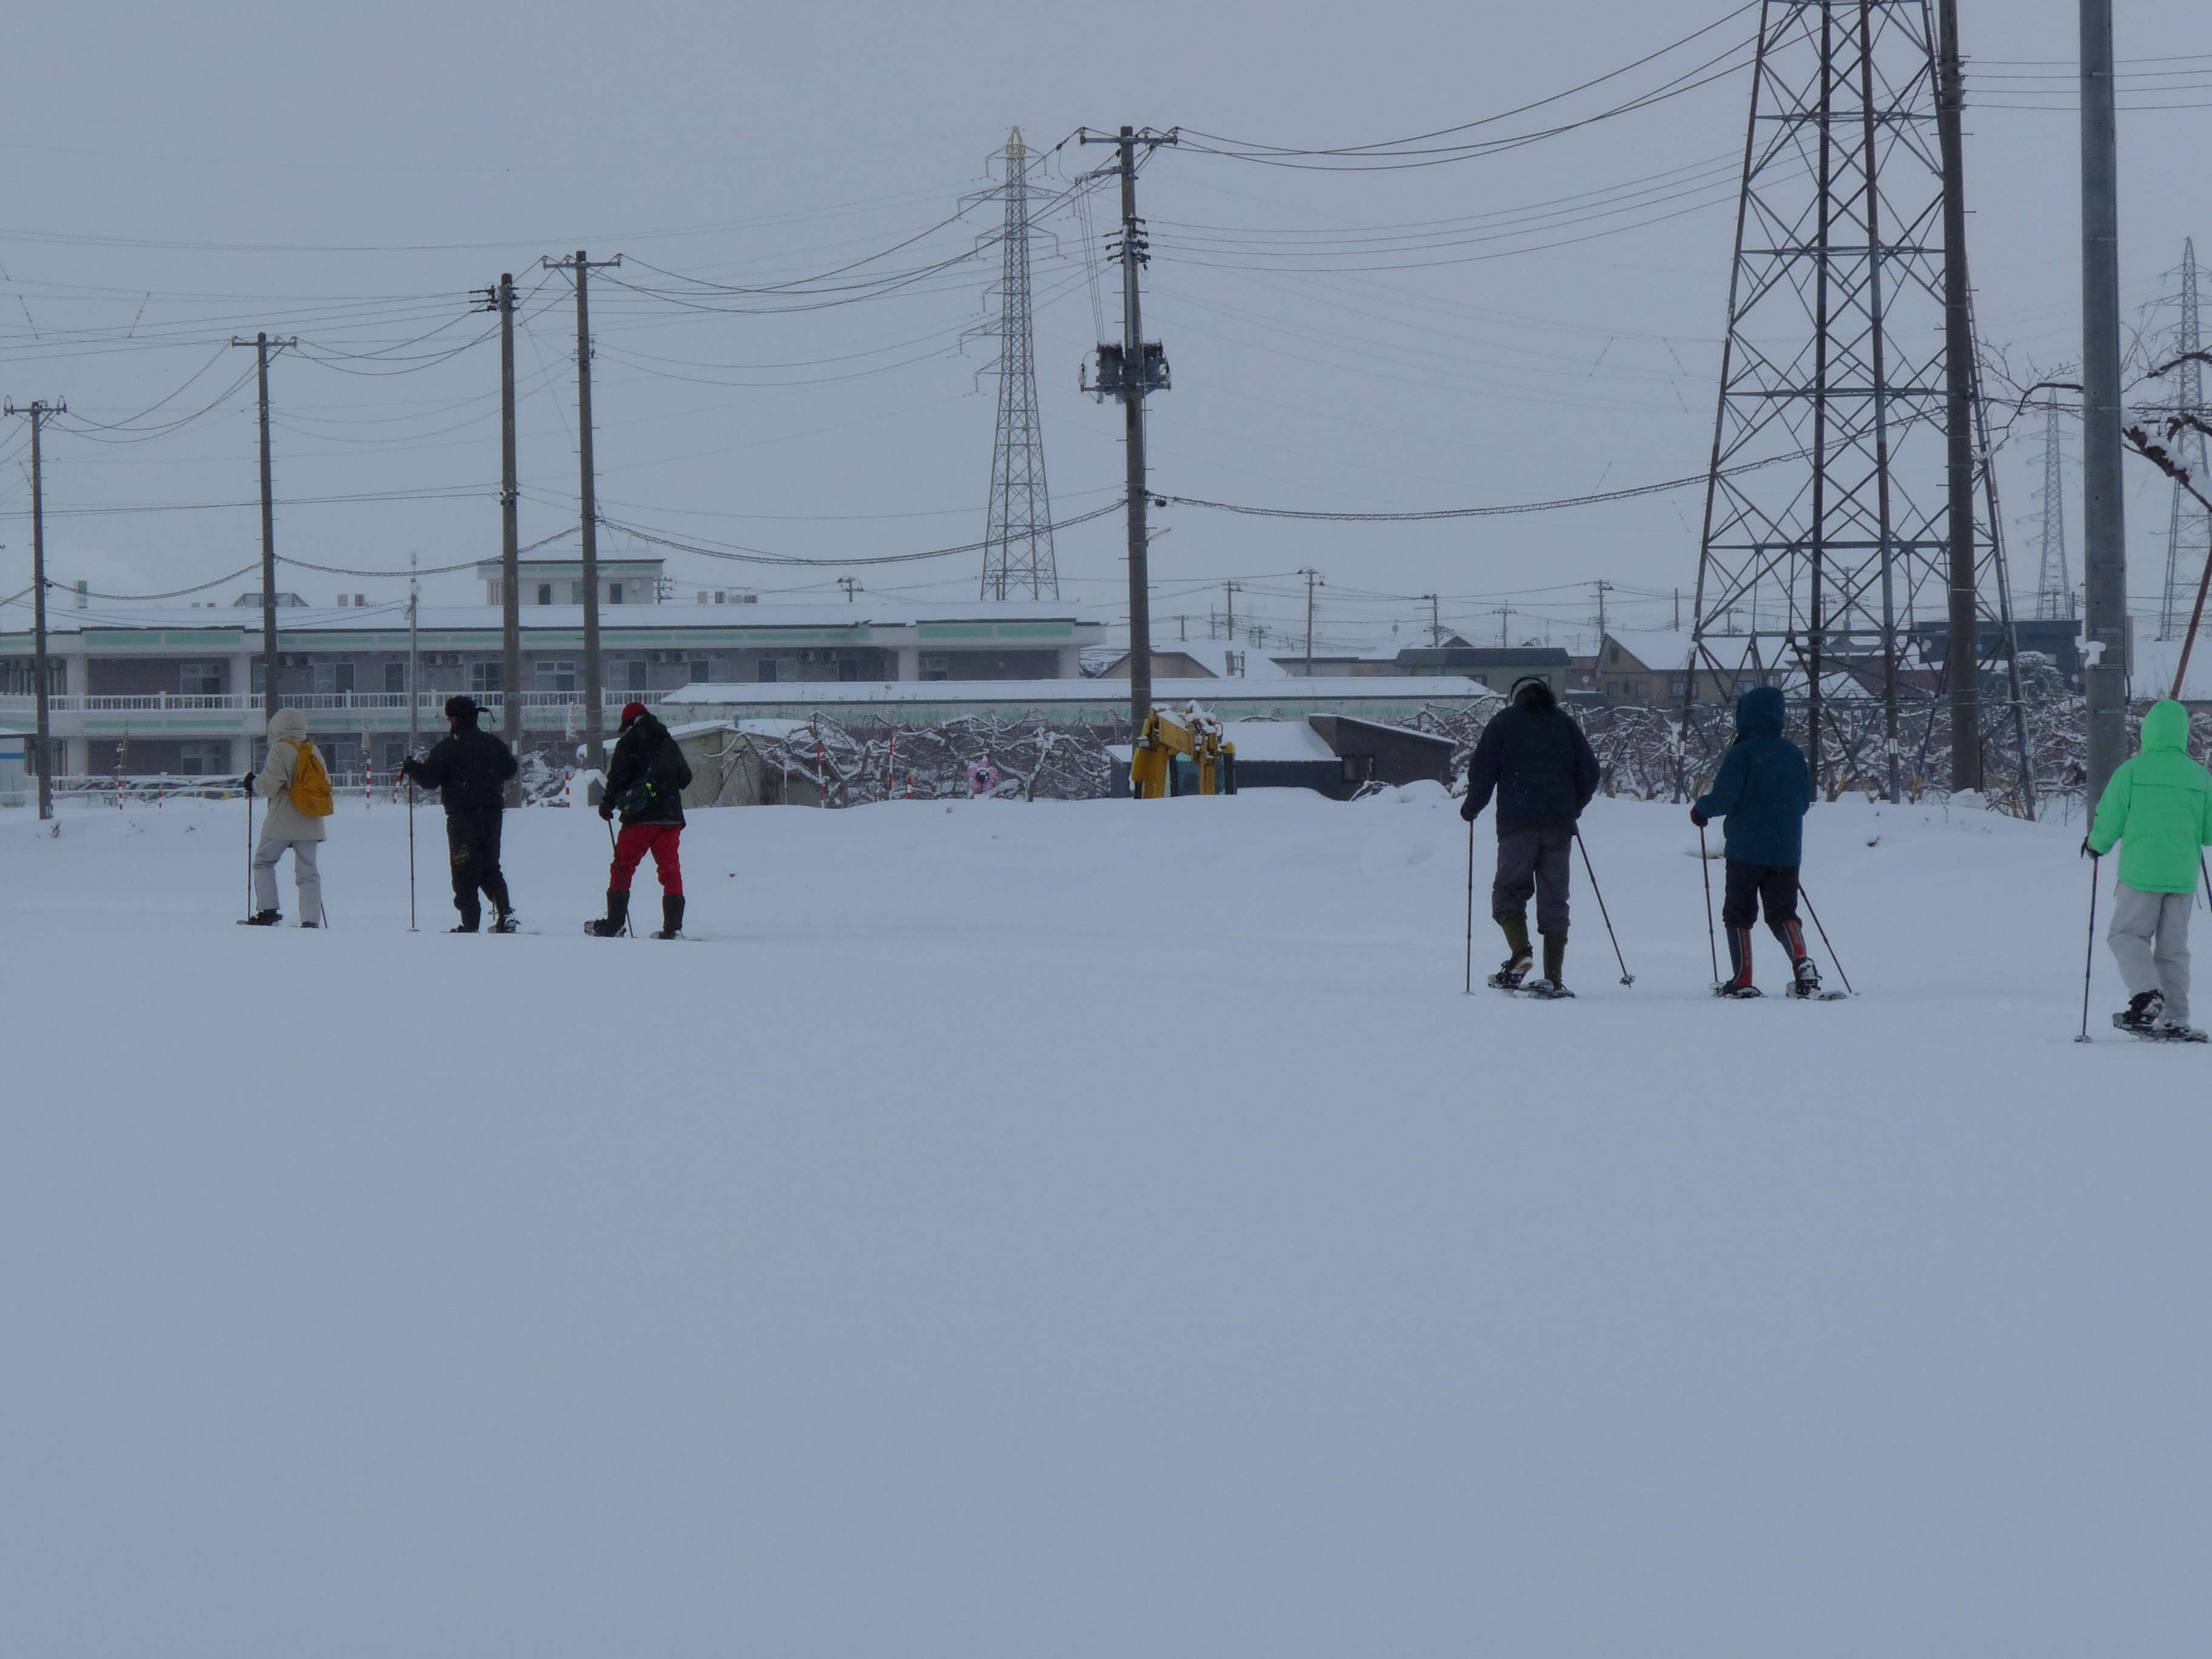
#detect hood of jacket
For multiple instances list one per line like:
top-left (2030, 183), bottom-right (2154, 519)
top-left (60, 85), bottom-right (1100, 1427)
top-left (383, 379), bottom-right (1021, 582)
top-left (267, 706), bottom-right (308, 745)
top-left (1734, 685), bottom-right (1785, 740)
top-left (2140, 697), bottom-right (2191, 754)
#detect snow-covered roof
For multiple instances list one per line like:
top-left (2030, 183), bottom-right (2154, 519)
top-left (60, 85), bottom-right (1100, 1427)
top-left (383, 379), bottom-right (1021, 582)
top-left (1219, 720), bottom-right (1338, 763)
top-left (1605, 630), bottom-right (1766, 673)
top-left (0, 597), bottom-right (1100, 637)
top-left (659, 675), bottom-right (1491, 709)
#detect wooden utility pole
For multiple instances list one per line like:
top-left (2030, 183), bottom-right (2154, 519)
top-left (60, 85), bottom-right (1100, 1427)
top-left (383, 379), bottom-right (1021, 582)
top-left (5, 398), bottom-right (62, 818)
top-left (1300, 568), bottom-right (1322, 674)
top-left (542, 250), bottom-right (620, 769)
top-left (494, 274), bottom-right (523, 799)
top-left (1079, 126), bottom-right (1176, 741)
top-left (231, 333), bottom-right (295, 728)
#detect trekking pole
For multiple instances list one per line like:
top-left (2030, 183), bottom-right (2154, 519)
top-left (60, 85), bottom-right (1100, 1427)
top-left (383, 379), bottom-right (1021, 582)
top-left (1463, 818), bottom-right (1475, 994)
top-left (1574, 831), bottom-right (1635, 985)
top-left (1697, 823), bottom-right (1720, 985)
top-left (244, 780), bottom-right (254, 921)
top-left (1795, 878), bottom-right (1855, 996)
top-left (2078, 853), bottom-right (2102, 1043)
top-left (406, 780), bottom-right (417, 933)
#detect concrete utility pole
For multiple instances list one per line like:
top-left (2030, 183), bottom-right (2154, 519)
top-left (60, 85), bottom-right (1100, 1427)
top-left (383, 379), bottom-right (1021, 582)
top-left (492, 274), bottom-right (522, 800)
top-left (1937, 0), bottom-right (1982, 793)
top-left (1419, 593), bottom-right (1441, 647)
top-left (2080, 0), bottom-right (2128, 803)
top-left (837, 577), bottom-right (859, 603)
top-left (231, 332), bottom-right (296, 728)
top-left (1079, 126), bottom-right (1176, 740)
top-left (1299, 568), bottom-right (1322, 675)
top-left (407, 552), bottom-right (420, 757)
top-left (1223, 580), bottom-right (1239, 645)
top-left (5, 398), bottom-right (61, 819)
top-left (543, 250), bottom-right (621, 769)
top-left (1592, 579), bottom-right (1612, 642)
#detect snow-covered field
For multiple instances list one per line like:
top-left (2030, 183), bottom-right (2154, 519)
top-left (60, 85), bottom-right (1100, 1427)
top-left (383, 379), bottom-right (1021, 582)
top-left (2, 786), bottom-right (2205, 1657)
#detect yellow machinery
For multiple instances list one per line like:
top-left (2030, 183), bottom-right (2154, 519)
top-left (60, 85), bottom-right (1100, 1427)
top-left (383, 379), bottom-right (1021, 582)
top-left (1130, 704), bottom-right (1236, 799)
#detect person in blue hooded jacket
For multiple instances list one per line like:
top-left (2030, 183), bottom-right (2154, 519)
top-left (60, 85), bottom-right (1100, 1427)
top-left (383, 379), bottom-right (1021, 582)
top-left (1691, 685), bottom-right (1820, 996)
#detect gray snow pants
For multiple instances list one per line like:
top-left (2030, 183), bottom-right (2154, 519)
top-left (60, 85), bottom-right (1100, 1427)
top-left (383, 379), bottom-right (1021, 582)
top-left (2108, 882), bottom-right (2192, 1024)
top-left (1493, 826), bottom-right (1574, 936)
top-left (253, 837), bottom-right (323, 923)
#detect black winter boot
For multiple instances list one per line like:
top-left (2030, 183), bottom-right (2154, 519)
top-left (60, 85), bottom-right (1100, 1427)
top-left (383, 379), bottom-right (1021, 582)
top-left (2116, 990), bottom-right (2163, 1033)
top-left (1717, 928), bottom-right (1761, 997)
top-left (240, 908), bottom-right (282, 927)
top-left (1524, 933), bottom-right (1575, 998)
top-left (586, 888), bottom-right (629, 938)
top-left (653, 893), bottom-right (685, 940)
top-left (1488, 912), bottom-right (1535, 988)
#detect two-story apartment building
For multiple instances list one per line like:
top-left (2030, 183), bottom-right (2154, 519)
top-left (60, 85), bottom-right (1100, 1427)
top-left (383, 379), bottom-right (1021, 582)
top-left (0, 558), bottom-right (1102, 777)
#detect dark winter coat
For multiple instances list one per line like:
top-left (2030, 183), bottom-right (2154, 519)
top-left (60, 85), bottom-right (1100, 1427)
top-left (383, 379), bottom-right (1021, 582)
top-left (605, 711), bottom-right (692, 826)
top-left (1461, 683), bottom-right (1601, 833)
top-left (401, 717), bottom-right (519, 814)
top-left (1693, 685), bottom-right (1811, 866)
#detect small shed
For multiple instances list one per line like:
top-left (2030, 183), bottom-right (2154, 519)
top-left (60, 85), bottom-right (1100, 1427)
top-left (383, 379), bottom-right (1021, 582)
top-left (668, 720), bottom-right (765, 808)
top-left (1304, 714), bottom-right (1456, 793)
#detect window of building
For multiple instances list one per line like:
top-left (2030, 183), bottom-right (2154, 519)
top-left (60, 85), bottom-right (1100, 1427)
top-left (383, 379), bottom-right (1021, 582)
top-left (1605, 680), bottom-right (1620, 697)
top-left (177, 740), bottom-right (229, 776)
top-left (608, 582), bottom-right (625, 605)
top-left (688, 657), bottom-right (725, 685)
top-left (1669, 677), bottom-right (1687, 696)
top-left (251, 660), bottom-right (266, 694)
top-left (922, 655), bottom-right (950, 682)
top-left (471, 662), bottom-right (503, 694)
top-left (311, 661), bottom-right (355, 695)
top-left (758, 658), bottom-right (780, 684)
top-left (382, 739), bottom-right (409, 771)
top-left (538, 660), bottom-right (577, 694)
top-left (1634, 680), bottom-right (1649, 699)
top-left (570, 581), bottom-right (587, 604)
top-left (537, 583), bottom-right (554, 606)
top-left (625, 661), bottom-right (648, 691)
top-left (1607, 645), bottom-right (1620, 664)
top-left (386, 661), bottom-right (409, 694)
top-left (178, 663), bottom-right (223, 695)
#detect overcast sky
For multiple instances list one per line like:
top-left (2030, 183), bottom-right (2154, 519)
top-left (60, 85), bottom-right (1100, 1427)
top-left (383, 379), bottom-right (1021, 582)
top-left (0, 0), bottom-right (2205, 654)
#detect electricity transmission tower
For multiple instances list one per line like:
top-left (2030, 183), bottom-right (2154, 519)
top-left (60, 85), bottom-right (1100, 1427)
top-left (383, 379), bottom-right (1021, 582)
top-left (2032, 401), bottom-right (2074, 620)
top-left (1688, 0), bottom-right (2026, 804)
top-left (2158, 238), bottom-right (2210, 639)
top-left (980, 128), bottom-right (1056, 600)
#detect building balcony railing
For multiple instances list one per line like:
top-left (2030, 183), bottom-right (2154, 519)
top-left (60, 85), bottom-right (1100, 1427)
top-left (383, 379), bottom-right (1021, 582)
top-left (0, 689), bottom-right (672, 717)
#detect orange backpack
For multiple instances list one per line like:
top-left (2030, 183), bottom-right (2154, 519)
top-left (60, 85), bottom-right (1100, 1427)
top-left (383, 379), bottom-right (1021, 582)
top-left (289, 740), bottom-right (335, 817)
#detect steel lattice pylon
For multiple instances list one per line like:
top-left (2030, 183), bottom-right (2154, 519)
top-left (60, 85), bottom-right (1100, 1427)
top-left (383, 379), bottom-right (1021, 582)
top-left (2157, 238), bottom-right (2210, 639)
top-left (2033, 401), bottom-right (2074, 621)
top-left (980, 127), bottom-right (1057, 600)
top-left (1689, 0), bottom-right (2025, 802)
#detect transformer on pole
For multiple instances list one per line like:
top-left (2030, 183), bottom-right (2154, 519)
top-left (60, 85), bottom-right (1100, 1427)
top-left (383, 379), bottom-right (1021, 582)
top-left (1687, 1), bottom-right (2028, 806)
top-left (980, 129), bottom-right (1057, 601)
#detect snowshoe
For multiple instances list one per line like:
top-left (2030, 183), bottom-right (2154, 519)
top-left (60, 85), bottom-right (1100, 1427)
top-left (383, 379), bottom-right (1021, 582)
top-left (585, 889), bottom-right (629, 938)
top-left (488, 913), bottom-right (520, 934)
top-left (1521, 978), bottom-right (1575, 1000)
top-left (238, 909), bottom-right (282, 927)
top-left (2153, 1021), bottom-right (2211, 1044)
top-left (1714, 980), bottom-right (1763, 999)
top-left (2113, 990), bottom-right (2164, 1035)
top-left (585, 918), bottom-right (627, 938)
top-left (1486, 953), bottom-right (1535, 991)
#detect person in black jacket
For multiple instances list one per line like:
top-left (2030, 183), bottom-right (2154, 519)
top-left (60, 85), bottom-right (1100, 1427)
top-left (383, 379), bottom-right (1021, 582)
top-left (1460, 676), bottom-right (1602, 995)
top-left (401, 695), bottom-right (522, 932)
top-left (589, 701), bottom-right (694, 939)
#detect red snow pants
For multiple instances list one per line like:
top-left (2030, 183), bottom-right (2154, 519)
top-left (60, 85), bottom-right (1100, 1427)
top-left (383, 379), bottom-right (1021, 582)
top-left (609, 822), bottom-right (683, 895)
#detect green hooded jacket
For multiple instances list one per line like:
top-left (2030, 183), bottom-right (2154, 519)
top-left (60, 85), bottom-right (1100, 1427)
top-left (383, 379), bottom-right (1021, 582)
top-left (2087, 699), bottom-right (2212, 893)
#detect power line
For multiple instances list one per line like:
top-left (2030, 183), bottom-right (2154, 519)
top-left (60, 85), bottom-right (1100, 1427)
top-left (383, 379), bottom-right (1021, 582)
top-left (1162, 454), bottom-right (1794, 521)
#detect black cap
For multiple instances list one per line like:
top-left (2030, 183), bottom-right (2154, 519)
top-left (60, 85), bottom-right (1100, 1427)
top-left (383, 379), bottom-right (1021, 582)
top-left (444, 695), bottom-right (484, 722)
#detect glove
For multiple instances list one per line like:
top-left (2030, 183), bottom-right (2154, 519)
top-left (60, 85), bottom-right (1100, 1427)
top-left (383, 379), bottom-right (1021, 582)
top-left (2081, 835), bottom-right (2097, 859)
top-left (1689, 808), bottom-right (1708, 828)
top-left (241, 771), bottom-right (255, 795)
top-left (598, 801), bottom-right (614, 822)
top-left (1458, 793), bottom-right (1478, 823)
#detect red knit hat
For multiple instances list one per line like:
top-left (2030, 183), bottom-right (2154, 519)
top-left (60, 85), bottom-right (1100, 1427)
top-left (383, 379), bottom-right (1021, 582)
top-left (619, 701), bottom-right (648, 730)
